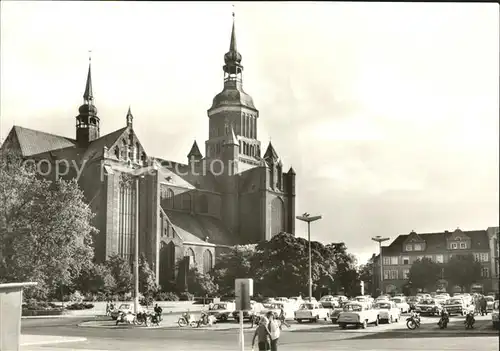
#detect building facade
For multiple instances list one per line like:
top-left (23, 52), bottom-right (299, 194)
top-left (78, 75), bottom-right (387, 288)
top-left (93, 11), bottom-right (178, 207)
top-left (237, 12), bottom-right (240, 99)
top-left (372, 227), bottom-right (499, 295)
top-left (0, 17), bottom-right (296, 290)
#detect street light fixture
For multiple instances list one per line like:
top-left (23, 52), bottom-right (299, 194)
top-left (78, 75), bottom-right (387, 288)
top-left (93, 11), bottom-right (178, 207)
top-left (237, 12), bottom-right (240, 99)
top-left (133, 172), bottom-right (145, 314)
top-left (371, 236), bottom-right (390, 296)
top-left (296, 213), bottom-right (322, 301)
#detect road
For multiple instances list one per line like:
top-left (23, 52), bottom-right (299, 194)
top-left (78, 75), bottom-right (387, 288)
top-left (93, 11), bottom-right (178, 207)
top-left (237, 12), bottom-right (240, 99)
top-left (22, 316), bottom-right (499, 351)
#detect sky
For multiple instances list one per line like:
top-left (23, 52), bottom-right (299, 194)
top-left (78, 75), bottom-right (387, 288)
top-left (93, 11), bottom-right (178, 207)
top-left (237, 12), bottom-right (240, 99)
top-left (1, 2), bottom-right (498, 264)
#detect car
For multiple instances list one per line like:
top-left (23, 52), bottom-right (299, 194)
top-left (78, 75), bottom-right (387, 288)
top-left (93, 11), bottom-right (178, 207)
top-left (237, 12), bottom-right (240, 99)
top-left (294, 302), bottom-right (330, 323)
top-left (110, 303), bottom-right (141, 320)
top-left (484, 296), bottom-right (495, 312)
top-left (415, 299), bottom-right (442, 316)
top-left (434, 295), bottom-right (449, 305)
top-left (407, 296), bottom-right (421, 311)
top-left (354, 296), bottom-right (371, 304)
top-left (375, 296), bottom-right (390, 303)
top-left (337, 302), bottom-right (379, 329)
top-left (492, 300), bottom-right (499, 329)
top-left (319, 295), bottom-right (339, 308)
top-left (330, 303), bottom-right (346, 324)
top-left (260, 302), bottom-right (294, 320)
top-left (443, 297), bottom-right (469, 316)
top-left (374, 301), bottom-right (400, 324)
top-left (232, 301), bottom-right (264, 322)
top-left (206, 302), bottom-right (236, 322)
top-left (391, 297), bottom-right (410, 313)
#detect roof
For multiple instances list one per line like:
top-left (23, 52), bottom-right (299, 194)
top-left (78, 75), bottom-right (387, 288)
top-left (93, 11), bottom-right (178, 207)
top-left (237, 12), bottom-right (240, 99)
top-left (264, 142), bottom-right (280, 164)
top-left (82, 127), bottom-right (127, 163)
top-left (10, 126), bottom-right (76, 157)
top-left (381, 229), bottom-right (491, 255)
top-left (163, 209), bottom-right (235, 246)
top-left (187, 141), bottom-right (202, 158)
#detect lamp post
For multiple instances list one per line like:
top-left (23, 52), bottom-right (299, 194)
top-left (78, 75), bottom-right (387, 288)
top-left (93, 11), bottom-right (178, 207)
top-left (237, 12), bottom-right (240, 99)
top-left (133, 173), bottom-right (146, 314)
top-left (296, 213), bottom-right (322, 301)
top-left (371, 236), bottom-right (389, 296)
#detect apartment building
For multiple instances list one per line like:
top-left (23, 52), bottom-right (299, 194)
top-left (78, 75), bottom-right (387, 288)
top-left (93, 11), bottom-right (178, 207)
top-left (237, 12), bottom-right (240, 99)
top-left (372, 227), bottom-right (499, 295)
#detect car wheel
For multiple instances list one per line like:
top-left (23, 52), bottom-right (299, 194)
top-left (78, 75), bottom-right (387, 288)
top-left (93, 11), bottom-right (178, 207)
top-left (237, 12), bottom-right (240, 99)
top-left (234, 317), bottom-right (239, 323)
top-left (297, 319), bottom-right (303, 323)
top-left (220, 315), bottom-right (228, 322)
top-left (339, 323), bottom-right (346, 329)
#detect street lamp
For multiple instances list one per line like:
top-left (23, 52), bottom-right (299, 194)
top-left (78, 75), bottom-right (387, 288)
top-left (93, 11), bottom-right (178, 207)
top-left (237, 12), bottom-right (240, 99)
top-left (371, 236), bottom-right (390, 296)
top-left (296, 212), bottom-right (322, 301)
top-left (133, 173), bottom-right (145, 314)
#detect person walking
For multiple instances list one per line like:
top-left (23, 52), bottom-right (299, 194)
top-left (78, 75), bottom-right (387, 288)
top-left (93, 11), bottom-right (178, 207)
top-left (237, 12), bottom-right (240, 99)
top-left (267, 312), bottom-right (280, 351)
top-left (278, 307), bottom-right (290, 328)
top-left (252, 316), bottom-right (270, 351)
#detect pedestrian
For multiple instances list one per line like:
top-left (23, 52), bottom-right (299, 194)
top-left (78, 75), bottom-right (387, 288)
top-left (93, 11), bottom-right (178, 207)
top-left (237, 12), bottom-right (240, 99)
top-left (266, 312), bottom-right (280, 351)
top-left (278, 307), bottom-right (290, 328)
top-left (252, 316), bottom-right (270, 351)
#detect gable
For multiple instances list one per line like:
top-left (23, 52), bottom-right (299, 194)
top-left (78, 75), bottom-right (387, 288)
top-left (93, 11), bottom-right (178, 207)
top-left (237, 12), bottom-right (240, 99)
top-left (447, 229), bottom-right (470, 242)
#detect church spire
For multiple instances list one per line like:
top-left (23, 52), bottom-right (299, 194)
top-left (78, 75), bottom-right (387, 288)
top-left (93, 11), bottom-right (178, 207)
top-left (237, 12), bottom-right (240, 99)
top-left (229, 11), bottom-right (237, 53)
top-left (223, 9), bottom-right (243, 80)
top-left (83, 54), bottom-right (93, 103)
top-left (126, 106), bottom-right (133, 127)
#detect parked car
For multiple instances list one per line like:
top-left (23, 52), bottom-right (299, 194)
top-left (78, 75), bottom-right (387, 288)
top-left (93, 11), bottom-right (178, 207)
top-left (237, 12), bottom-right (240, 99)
top-left (110, 303), bottom-right (141, 320)
top-left (415, 299), bottom-right (442, 316)
top-left (485, 296), bottom-right (495, 312)
top-left (391, 297), bottom-right (410, 313)
top-left (319, 295), bottom-right (338, 308)
top-left (407, 296), bottom-right (421, 311)
top-left (444, 297), bottom-right (470, 316)
top-left (206, 302), bottom-right (236, 322)
top-left (330, 303), bottom-right (346, 324)
top-left (232, 301), bottom-right (264, 322)
top-left (260, 302), bottom-right (294, 320)
top-left (434, 294), bottom-right (449, 305)
top-left (492, 300), bottom-right (499, 329)
top-left (294, 302), bottom-right (330, 323)
top-left (337, 302), bottom-right (379, 329)
top-left (375, 301), bottom-right (400, 324)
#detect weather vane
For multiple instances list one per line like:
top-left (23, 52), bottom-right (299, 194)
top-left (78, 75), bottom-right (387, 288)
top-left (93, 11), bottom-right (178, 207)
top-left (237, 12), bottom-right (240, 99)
top-left (88, 50), bottom-right (92, 62)
top-left (232, 4), bottom-right (235, 18)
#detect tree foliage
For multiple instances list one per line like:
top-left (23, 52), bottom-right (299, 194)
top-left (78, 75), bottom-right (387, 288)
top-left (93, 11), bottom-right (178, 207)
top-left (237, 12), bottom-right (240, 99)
top-left (0, 152), bottom-right (96, 299)
top-left (139, 254), bottom-right (159, 300)
top-left (75, 263), bottom-right (116, 296)
top-left (359, 254), bottom-right (375, 291)
top-left (187, 267), bottom-right (218, 296)
top-left (327, 243), bottom-right (359, 296)
top-left (105, 254), bottom-right (133, 295)
top-left (211, 245), bottom-right (256, 296)
top-left (408, 257), bottom-right (442, 291)
top-left (444, 254), bottom-right (482, 291)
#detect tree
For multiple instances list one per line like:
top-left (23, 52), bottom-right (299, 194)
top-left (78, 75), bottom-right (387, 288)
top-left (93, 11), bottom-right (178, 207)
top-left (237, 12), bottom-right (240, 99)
top-left (328, 243), bottom-right (359, 296)
top-left (76, 263), bottom-right (116, 296)
top-left (105, 254), bottom-right (133, 296)
top-left (252, 233), bottom-right (337, 297)
top-left (0, 152), bottom-right (96, 300)
top-left (211, 245), bottom-right (256, 296)
top-left (187, 268), bottom-right (218, 296)
top-left (359, 254), bottom-right (375, 294)
top-left (444, 254), bottom-right (482, 292)
top-left (408, 258), bottom-right (442, 292)
top-left (139, 254), bottom-right (159, 304)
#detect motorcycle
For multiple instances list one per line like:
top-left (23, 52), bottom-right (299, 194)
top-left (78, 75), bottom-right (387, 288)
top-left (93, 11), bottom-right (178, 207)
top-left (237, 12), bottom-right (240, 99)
top-left (406, 311), bottom-right (421, 330)
top-left (151, 312), bottom-right (162, 326)
top-left (136, 311), bottom-right (153, 327)
top-left (465, 311), bottom-right (475, 329)
top-left (115, 311), bottom-right (136, 326)
top-left (438, 311), bottom-right (449, 329)
top-left (178, 312), bottom-right (197, 327)
top-left (195, 313), bottom-right (217, 327)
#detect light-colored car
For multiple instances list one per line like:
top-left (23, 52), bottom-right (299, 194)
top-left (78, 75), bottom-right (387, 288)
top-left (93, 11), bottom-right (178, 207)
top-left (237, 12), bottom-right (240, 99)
top-left (391, 297), bottom-right (410, 313)
top-left (492, 301), bottom-right (499, 329)
top-left (375, 301), bottom-right (401, 324)
top-left (434, 295), bottom-right (448, 305)
top-left (444, 297), bottom-right (470, 316)
top-left (206, 302), bottom-right (236, 322)
top-left (110, 303), bottom-right (143, 320)
top-left (337, 302), bottom-right (379, 329)
top-left (294, 302), bottom-right (330, 323)
top-left (484, 296), bottom-right (495, 312)
top-left (319, 295), bottom-right (339, 308)
top-left (232, 301), bottom-right (264, 322)
top-left (415, 299), bottom-right (442, 316)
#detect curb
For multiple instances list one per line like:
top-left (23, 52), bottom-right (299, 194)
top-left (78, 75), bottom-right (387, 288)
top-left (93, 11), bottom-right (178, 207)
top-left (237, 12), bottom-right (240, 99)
top-left (21, 337), bottom-right (87, 346)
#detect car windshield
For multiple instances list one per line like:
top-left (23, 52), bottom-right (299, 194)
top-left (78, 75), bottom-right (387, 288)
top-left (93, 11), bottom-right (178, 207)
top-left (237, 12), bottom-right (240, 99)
top-left (119, 304), bottom-right (130, 309)
top-left (485, 297), bottom-right (494, 302)
top-left (320, 297), bottom-right (331, 301)
top-left (211, 304), bottom-right (227, 310)
top-left (447, 299), bottom-right (462, 304)
top-left (376, 303), bottom-right (391, 309)
top-left (421, 300), bottom-right (434, 305)
top-left (343, 304), bottom-right (362, 312)
top-left (300, 303), bottom-right (315, 310)
top-left (392, 298), bottom-right (402, 303)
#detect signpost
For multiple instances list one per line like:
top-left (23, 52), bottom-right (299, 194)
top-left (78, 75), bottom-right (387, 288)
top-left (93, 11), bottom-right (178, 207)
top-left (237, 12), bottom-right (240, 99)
top-left (360, 281), bottom-right (365, 296)
top-left (235, 278), bottom-right (253, 351)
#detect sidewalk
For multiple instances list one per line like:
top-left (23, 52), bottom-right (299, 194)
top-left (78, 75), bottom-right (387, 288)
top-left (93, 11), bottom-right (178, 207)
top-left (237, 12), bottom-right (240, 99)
top-left (21, 334), bottom-right (87, 346)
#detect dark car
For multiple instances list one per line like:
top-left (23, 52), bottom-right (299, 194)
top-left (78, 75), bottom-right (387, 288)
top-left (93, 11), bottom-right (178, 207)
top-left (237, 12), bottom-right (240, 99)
top-left (415, 299), bottom-right (442, 316)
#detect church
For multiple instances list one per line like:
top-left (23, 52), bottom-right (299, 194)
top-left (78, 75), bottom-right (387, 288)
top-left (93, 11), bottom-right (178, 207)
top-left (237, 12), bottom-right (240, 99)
top-left (0, 17), bottom-right (296, 289)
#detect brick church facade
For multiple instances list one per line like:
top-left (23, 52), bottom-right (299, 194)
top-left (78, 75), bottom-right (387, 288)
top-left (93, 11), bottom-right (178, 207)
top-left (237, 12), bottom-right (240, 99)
top-left (0, 17), bottom-right (296, 289)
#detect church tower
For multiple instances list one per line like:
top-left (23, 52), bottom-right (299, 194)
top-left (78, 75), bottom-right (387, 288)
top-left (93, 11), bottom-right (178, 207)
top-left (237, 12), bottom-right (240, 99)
top-left (206, 12), bottom-right (261, 167)
top-left (76, 58), bottom-right (100, 147)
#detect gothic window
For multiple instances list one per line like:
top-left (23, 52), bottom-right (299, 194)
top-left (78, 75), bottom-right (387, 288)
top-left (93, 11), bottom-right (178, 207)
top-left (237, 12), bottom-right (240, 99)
top-left (118, 182), bottom-right (137, 263)
top-left (135, 142), bottom-right (140, 161)
top-left (182, 193), bottom-right (192, 211)
top-left (165, 188), bottom-right (174, 209)
top-left (115, 146), bottom-right (120, 159)
top-left (129, 133), bottom-right (134, 145)
top-left (141, 152), bottom-right (147, 163)
top-left (159, 241), bottom-right (176, 288)
top-left (186, 248), bottom-right (196, 268)
top-left (277, 165), bottom-right (282, 189)
top-left (270, 197), bottom-right (285, 237)
top-left (203, 249), bottom-right (213, 274)
top-left (198, 194), bottom-right (208, 213)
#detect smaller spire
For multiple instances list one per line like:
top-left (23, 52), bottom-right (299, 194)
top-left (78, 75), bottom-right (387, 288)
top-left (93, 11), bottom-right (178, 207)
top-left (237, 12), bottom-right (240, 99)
top-left (188, 141), bottom-right (202, 159)
top-left (288, 166), bottom-right (296, 175)
top-left (126, 106), bottom-right (133, 127)
top-left (83, 51), bottom-right (93, 103)
top-left (264, 142), bottom-right (279, 163)
top-left (230, 6), bottom-right (237, 52)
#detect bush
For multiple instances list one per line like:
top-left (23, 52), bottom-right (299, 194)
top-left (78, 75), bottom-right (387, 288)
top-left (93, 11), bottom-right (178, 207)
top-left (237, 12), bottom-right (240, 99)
top-left (65, 303), bottom-right (94, 310)
top-left (22, 301), bottom-right (59, 310)
top-left (179, 291), bottom-right (194, 301)
top-left (69, 290), bottom-right (84, 303)
top-left (156, 292), bottom-right (179, 301)
top-left (140, 296), bottom-right (154, 306)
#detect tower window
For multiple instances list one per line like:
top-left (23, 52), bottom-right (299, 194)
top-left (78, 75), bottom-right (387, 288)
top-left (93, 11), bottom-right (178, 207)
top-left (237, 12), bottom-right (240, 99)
top-left (115, 147), bottom-right (120, 159)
